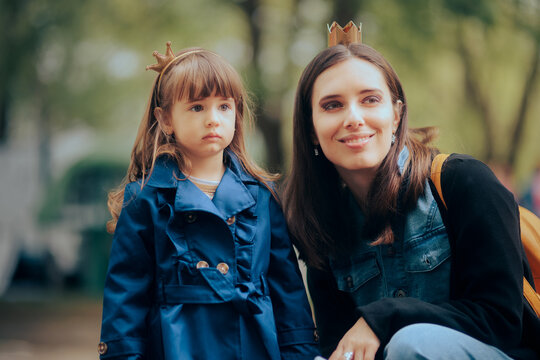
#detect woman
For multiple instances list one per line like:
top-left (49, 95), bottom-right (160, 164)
top-left (283, 43), bottom-right (539, 360)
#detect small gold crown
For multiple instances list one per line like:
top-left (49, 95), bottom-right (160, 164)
top-left (146, 41), bottom-right (176, 73)
top-left (327, 21), bottom-right (362, 47)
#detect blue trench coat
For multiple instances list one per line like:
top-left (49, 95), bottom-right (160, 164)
top-left (99, 152), bottom-right (318, 360)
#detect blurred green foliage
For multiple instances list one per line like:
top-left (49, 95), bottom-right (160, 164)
top-left (1, 0), bottom-right (539, 191)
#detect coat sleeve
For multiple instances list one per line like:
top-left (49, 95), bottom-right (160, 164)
top-left (357, 155), bottom-right (526, 355)
top-left (99, 182), bottom-right (155, 359)
top-left (266, 195), bottom-right (320, 360)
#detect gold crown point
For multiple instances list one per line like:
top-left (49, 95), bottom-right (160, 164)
top-left (146, 41), bottom-right (176, 73)
top-left (327, 20), bottom-right (362, 47)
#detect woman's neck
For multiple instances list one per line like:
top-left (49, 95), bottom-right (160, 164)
top-left (336, 167), bottom-right (376, 207)
top-left (185, 152), bottom-right (226, 181)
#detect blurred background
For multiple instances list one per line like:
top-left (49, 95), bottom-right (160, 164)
top-left (0, 0), bottom-right (539, 358)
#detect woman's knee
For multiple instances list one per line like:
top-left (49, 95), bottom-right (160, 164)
top-left (384, 323), bottom-right (438, 359)
top-left (384, 323), bottom-right (512, 360)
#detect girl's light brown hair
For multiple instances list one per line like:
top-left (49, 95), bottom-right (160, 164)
top-left (282, 44), bottom-right (437, 269)
top-left (107, 47), bottom-right (276, 233)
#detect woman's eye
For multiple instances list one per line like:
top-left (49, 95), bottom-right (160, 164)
top-left (322, 101), bottom-right (342, 111)
top-left (190, 104), bottom-right (203, 112)
top-left (363, 96), bottom-right (380, 104)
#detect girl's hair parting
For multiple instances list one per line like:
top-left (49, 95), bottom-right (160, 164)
top-left (107, 47), bottom-right (277, 233)
top-left (282, 43), bottom-right (438, 269)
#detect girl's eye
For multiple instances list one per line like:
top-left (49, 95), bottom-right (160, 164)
top-left (363, 96), bottom-right (380, 104)
top-left (322, 101), bottom-right (343, 111)
top-left (219, 103), bottom-right (232, 111)
top-left (190, 104), bottom-right (203, 112)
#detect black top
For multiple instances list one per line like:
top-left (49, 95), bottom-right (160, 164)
top-left (307, 154), bottom-right (539, 360)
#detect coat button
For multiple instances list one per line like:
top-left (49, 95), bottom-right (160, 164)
top-left (217, 262), bottom-right (229, 275)
top-left (98, 342), bottom-right (108, 355)
top-left (394, 289), bottom-right (407, 298)
top-left (226, 216), bottom-right (235, 225)
top-left (196, 260), bottom-right (209, 269)
top-left (185, 212), bottom-right (197, 223)
top-left (313, 329), bottom-right (319, 342)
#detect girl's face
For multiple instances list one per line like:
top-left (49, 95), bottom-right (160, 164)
top-left (166, 94), bottom-right (236, 164)
top-left (311, 58), bottom-right (400, 180)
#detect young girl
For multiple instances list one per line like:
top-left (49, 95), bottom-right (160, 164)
top-left (98, 42), bottom-right (318, 360)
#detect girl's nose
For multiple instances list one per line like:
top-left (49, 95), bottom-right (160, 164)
top-left (343, 105), bottom-right (365, 129)
top-left (205, 108), bottom-right (221, 127)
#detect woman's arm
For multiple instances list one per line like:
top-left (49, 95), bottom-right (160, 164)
top-left (99, 182), bottom-right (155, 359)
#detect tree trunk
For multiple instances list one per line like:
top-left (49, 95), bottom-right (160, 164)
top-left (456, 24), bottom-right (495, 162)
top-left (507, 40), bottom-right (540, 167)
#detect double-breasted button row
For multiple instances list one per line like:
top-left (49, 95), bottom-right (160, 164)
top-left (196, 261), bottom-right (229, 275)
top-left (184, 213), bottom-right (235, 226)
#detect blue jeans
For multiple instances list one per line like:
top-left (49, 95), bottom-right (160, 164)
top-left (384, 323), bottom-right (513, 360)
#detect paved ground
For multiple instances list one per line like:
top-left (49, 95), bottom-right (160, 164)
top-left (0, 293), bottom-right (101, 360)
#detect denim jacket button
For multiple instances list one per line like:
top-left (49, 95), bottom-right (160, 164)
top-left (345, 276), bottom-right (354, 289)
top-left (226, 216), bottom-right (236, 225)
top-left (394, 289), bottom-right (407, 297)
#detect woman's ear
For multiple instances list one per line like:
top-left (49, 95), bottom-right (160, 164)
top-left (393, 100), bottom-right (403, 132)
top-left (311, 132), bottom-right (319, 146)
top-left (154, 107), bottom-right (173, 135)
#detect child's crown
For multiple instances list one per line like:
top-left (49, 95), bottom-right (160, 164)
top-left (327, 21), bottom-right (362, 47)
top-left (146, 41), bottom-right (204, 93)
top-left (146, 41), bottom-right (176, 73)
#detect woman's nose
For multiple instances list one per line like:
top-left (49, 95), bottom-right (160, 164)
top-left (343, 106), bottom-right (365, 129)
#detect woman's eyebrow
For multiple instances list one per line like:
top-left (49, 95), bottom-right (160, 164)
top-left (317, 88), bottom-right (383, 104)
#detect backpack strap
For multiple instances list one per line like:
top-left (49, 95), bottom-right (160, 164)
top-left (524, 278), bottom-right (540, 317)
top-left (430, 153), bottom-right (540, 318)
top-left (430, 153), bottom-right (449, 209)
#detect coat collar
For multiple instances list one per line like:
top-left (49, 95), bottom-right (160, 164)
top-left (146, 150), bottom-right (258, 220)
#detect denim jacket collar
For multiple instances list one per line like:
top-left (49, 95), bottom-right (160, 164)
top-left (397, 146), bottom-right (409, 175)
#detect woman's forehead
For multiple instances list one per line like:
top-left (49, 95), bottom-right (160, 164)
top-left (312, 58), bottom-right (388, 100)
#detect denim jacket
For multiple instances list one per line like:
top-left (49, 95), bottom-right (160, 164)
top-left (329, 147), bottom-right (451, 308)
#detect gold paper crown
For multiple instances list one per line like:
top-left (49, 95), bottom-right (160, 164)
top-left (146, 41), bottom-right (203, 93)
top-left (327, 21), bottom-right (362, 47)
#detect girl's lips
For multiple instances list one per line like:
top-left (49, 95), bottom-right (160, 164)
top-left (203, 133), bottom-right (222, 140)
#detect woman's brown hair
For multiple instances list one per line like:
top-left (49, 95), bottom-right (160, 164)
top-left (282, 44), bottom-right (437, 269)
top-left (107, 47), bottom-right (276, 233)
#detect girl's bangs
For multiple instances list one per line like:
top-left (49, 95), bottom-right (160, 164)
top-left (173, 55), bottom-right (242, 102)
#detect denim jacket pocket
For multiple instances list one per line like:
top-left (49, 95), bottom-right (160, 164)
top-left (404, 227), bottom-right (451, 302)
top-left (331, 252), bottom-right (383, 305)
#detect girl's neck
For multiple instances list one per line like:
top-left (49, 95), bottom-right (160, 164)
top-left (185, 152), bottom-right (226, 182)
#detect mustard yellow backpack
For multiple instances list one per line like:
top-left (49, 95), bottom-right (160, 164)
top-left (430, 154), bottom-right (540, 317)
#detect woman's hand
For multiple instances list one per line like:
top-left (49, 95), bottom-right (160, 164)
top-left (328, 317), bottom-right (380, 360)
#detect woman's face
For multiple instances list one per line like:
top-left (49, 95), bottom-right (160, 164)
top-left (311, 58), bottom-right (400, 180)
